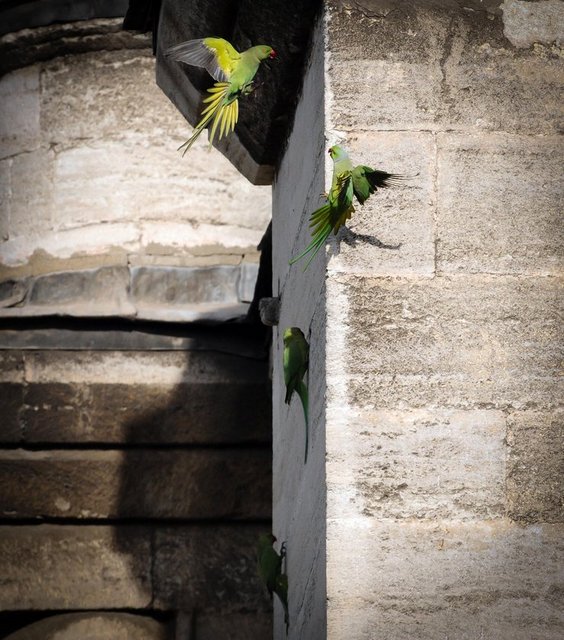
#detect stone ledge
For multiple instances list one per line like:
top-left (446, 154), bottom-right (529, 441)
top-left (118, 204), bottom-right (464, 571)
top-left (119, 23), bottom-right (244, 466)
top-left (0, 264), bottom-right (258, 322)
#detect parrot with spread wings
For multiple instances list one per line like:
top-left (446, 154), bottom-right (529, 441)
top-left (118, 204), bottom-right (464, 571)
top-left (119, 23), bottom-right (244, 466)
top-left (166, 37), bottom-right (276, 154)
top-left (290, 145), bottom-right (410, 269)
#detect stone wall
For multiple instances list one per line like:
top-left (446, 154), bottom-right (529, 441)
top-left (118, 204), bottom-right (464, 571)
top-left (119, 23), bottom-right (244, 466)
top-left (0, 19), bottom-right (270, 285)
top-left (273, 1), bottom-right (563, 638)
top-left (0, 16), bottom-right (273, 639)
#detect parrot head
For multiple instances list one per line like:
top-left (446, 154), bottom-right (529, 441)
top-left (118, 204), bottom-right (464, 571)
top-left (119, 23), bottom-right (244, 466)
top-left (328, 145), bottom-right (348, 161)
top-left (254, 45), bottom-right (277, 60)
top-left (283, 327), bottom-right (306, 345)
top-left (258, 533), bottom-right (277, 547)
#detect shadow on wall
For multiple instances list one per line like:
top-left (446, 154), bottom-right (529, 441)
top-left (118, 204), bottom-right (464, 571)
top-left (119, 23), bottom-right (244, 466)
top-left (112, 323), bottom-right (273, 638)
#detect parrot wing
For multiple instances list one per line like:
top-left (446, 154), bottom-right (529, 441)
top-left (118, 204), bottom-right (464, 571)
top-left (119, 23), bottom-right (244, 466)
top-left (352, 165), bottom-right (410, 204)
top-left (257, 535), bottom-right (282, 596)
top-left (165, 37), bottom-right (241, 82)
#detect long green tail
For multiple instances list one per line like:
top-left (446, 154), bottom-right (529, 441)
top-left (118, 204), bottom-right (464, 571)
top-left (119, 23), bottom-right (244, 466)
top-left (297, 380), bottom-right (309, 463)
top-left (178, 82), bottom-right (239, 156)
top-left (288, 204), bottom-right (332, 271)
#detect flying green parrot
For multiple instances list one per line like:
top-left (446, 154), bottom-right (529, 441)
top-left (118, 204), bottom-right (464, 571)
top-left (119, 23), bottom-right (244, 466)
top-left (165, 37), bottom-right (276, 154)
top-left (283, 327), bottom-right (310, 463)
top-left (257, 533), bottom-right (289, 633)
top-left (289, 144), bottom-right (410, 269)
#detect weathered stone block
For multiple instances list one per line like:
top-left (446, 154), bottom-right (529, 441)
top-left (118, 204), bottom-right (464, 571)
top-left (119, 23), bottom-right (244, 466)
top-left (328, 132), bottom-right (435, 276)
top-left (0, 525), bottom-right (152, 609)
top-left (437, 133), bottom-right (563, 274)
top-left (342, 275), bottom-right (563, 409)
top-left (0, 350), bottom-right (24, 382)
top-left (20, 381), bottom-right (271, 444)
top-left (327, 408), bottom-right (506, 521)
top-left (328, 2), bottom-right (563, 134)
top-left (506, 409), bottom-right (564, 523)
top-left (9, 149), bottom-right (54, 238)
top-left (0, 383), bottom-right (24, 441)
top-left (327, 519), bottom-right (564, 640)
top-left (0, 158), bottom-right (10, 241)
top-left (0, 449), bottom-right (271, 519)
top-left (5, 612), bottom-right (169, 640)
top-left (153, 525), bottom-right (271, 611)
top-left (190, 612), bottom-right (272, 640)
top-left (40, 50), bottom-right (178, 145)
top-left (0, 67), bottom-right (40, 159)
top-left (502, 0), bottom-right (564, 48)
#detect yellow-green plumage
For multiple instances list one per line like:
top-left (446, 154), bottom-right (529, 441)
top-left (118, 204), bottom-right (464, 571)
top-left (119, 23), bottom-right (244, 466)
top-left (257, 533), bottom-right (289, 633)
top-left (283, 327), bottom-right (310, 463)
top-left (165, 37), bottom-right (275, 154)
top-left (290, 144), bottom-right (409, 269)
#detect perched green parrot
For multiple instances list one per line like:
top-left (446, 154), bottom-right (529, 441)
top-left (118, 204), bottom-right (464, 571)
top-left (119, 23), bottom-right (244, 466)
top-left (166, 37), bottom-right (276, 154)
top-left (290, 144), bottom-right (410, 269)
top-left (257, 533), bottom-right (289, 633)
top-left (283, 327), bottom-right (310, 463)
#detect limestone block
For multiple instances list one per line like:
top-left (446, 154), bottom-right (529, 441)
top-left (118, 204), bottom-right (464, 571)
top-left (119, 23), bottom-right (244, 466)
top-left (327, 519), bottom-right (564, 639)
top-left (22, 349), bottom-right (268, 385)
top-left (0, 349), bottom-right (24, 382)
top-left (327, 409), bottom-right (506, 521)
top-left (0, 158), bottom-right (9, 241)
top-left (0, 525), bottom-right (152, 609)
top-left (327, 3), bottom-right (445, 131)
top-left (18, 380), bottom-right (271, 444)
top-left (437, 133), bottom-right (564, 274)
top-left (0, 384), bottom-right (23, 442)
top-left (0, 449), bottom-right (271, 519)
top-left (15, 350), bottom-right (270, 444)
top-left (506, 409), bottom-right (564, 523)
top-left (4, 612), bottom-right (169, 640)
top-left (502, 0), bottom-right (564, 48)
top-left (328, 132), bottom-right (435, 276)
top-left (153, 525), bottom-right (270, 611)
top-left (341, 274), bottom-right (563, 409)
top-left (9, 148), bottom-right (54, 238)
top-left (40, 51), bottom-right (180, 144)
top-left (328, 2), bottom-right (563, 134)
top-left (52, 141), bottom-right (270, 235)
top-left (25, 266), bottom-right (134, 316)
top-left (0, 67), bottom-right (40, 159)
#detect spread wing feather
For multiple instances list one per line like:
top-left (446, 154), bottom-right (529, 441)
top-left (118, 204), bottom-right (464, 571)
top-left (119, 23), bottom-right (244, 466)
top-left (165, 37), bottom-right (240, 82)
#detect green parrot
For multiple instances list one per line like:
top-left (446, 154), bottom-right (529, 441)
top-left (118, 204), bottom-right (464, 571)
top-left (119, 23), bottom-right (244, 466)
top-left (289, 144), bottom-right (410, 269)
top-left (257, 533), bottom-right (289, 633)
top-left (283, 327), bottom-right (310, 463)
top-left (166, 37), bottom-right (276, 154)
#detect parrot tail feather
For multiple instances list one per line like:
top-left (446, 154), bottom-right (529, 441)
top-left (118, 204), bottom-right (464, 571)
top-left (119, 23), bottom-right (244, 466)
top-left (177, 82), bottom-right (239, 156)
top-left (297, 380), bottom-right (309, 463)
top-left (289, 203), bottom-right (332, 269)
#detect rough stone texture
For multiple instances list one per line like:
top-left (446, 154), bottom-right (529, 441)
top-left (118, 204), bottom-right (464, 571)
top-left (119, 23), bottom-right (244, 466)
top-left (328, 2), bottom-right (563, 134)
top-left (153, 525), bottom-right (271, 612)
top-left (0, 264), bottom-right (260, 321)
top-left (186, 612), bottom-right (272, 640)
top-left (327, 520), bottom-right (564, 640)
top-left (0, 525), bottom-right (152, 609)
top-left (0, 349), bottom-right (270, 444)
top-left (0, 524), bottom-right (271, 613)
top-left (436, 133), bottom-right (564, 275)
top-left (4, 612), bottom-right (169, 640)
top-left (0, 44), bottom-right (271, 276)
top-left (0, 449), bottom-right (271, 519)
top-left (506, 409), bottom-right (564, 523)
top-left (272, 1), bottom-right (564, 638)
top-left (502, 0), bottom-right (564, 48)
top-left (343, 275), bottom-right (563, 410)
top-left (0, 66), bottom-right (40, 158)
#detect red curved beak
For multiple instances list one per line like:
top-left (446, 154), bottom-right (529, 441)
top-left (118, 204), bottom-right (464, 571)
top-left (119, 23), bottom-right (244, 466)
top-left (270, 49), bottom-right (277, 59)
